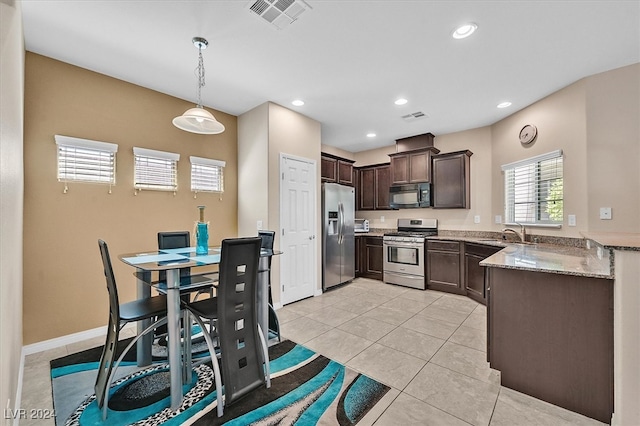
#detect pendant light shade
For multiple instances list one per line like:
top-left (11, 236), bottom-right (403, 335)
top-left (173, 37), bottom-right (225, 135)
top-left (173, 107), bottom-right (225, 134)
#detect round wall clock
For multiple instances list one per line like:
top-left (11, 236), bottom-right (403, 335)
top-left (519, 124), bottom-right (538, 145)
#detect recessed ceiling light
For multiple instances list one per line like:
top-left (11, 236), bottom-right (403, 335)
top-left (292, 99), bottom-right (304, 106)
top-left (497, 101), bottom-right (512, 108)
top-left (394, 98), bottom-right (408, 106)
top-left (366, 133), bottom-right (376, 138)
top-left (452, 23), bottom-right (478, 39)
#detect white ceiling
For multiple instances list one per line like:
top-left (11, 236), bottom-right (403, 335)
top-left (21, 0), bottom-right (640, 153)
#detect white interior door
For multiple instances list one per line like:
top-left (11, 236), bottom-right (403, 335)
top-left (280, 154), bottom-right (317, 305)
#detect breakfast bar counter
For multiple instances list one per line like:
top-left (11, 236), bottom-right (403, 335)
top-left (478, 242), bottom-right (612, 278)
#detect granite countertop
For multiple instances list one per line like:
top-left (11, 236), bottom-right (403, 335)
top-left (581, 231), bottom-right (640, 251)
top-left (354, 229), bottom-right (390, 237)
top-left (426, 235), bottom-right (510, 248)
top-left (479, 243), bottom-right (612, 279)
top-left (353, 229), bottom-right (614, 278)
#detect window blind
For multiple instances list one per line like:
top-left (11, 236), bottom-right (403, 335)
top-left (133, 147), bottom-right (180, 192)
top-left (55, 135), bottom-right (118, 185)
top-left (502, 150), bottom-right (563, 225)
top-left (190, 156), bottom-right (225, 193)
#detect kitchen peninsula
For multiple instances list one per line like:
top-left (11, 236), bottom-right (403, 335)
top-left (480, 240), bottom-right (614, 423)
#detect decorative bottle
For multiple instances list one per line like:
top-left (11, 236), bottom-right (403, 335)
top-left (195, 205), bottom-right (209, 255)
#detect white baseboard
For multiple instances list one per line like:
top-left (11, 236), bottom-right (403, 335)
top-left (22, 323), bottom-right (135, 355)
top-left (314, 288), bottom-right (323, 297)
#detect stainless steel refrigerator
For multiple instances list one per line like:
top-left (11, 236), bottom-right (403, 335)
top-left (322, 183), bottom-right (355, 290)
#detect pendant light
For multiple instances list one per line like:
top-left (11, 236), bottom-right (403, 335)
top-left (173, 37), bottom-right (225, 135)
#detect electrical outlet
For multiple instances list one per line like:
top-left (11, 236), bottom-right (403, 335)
top-left (495, 215), bottom-right (502, 224)
top-left (474, 215), bottom-right (480, 224)
top-left (599, 207), bottom-right (612, 220)
top-left (568, 215), bottom-right (576, 226)
top-left (380, 216), bottom-right (385, 223)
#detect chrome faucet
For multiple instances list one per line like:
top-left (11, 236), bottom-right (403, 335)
top-left (502, 222), bottom-right (526, 243)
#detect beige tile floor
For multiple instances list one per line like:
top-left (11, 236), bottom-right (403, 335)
top-left (21, 278), bottom-right (606, 426)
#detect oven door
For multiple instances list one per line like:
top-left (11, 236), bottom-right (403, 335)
top-left (383, 240), bottom-right (424, 276)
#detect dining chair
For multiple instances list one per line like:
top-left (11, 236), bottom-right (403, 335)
top-left (258, 230), bottom-right (281, 343)
top-left (157, 230), bottom-right (218, 299)
top-left (157, 231), bottom-right (191, 282)
top-left (95, 239), bottom-right (169, 420)
top-left (183, 237), bottom-right (271, 417)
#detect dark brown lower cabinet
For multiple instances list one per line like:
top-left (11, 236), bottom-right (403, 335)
top-left (487, 267), bottom-right (613, 424)
top-left (358, 236), bottom-right (383, 281)
top-left (426, 240), bottom-right (464, 294)
top-left (464, 243), bottom-right (500, 304)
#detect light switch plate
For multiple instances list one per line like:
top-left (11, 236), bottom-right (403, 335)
top-left (568, 215), bottom-right (576, 226)
top-left (474, 215), bottom-right (480, 224)
top-left (495, 215), bottom-right (502, 224)
top-left (380, 216), bottom-right (385, 223)
top-left (257, 220), bottom-right (263, 230)
top-left (599, 207), bottom-right (612, 220)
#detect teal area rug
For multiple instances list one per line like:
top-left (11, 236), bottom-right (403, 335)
top-left (50, 339), bottom-right (391, 425)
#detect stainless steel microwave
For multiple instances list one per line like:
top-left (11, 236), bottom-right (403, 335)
top-left (389, 183), bottom-right (431, 209)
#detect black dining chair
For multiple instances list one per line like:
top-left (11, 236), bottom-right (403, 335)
top-left (95, 239), bottom-right (169, 420)
top-left (183, 237), bottom-right (271, 417)
top-left (258, 230), bottom-right (281, 343)
top-left (157, 231), bottom-right (191, 282)
top-left (157, 230), bottom-right (218, 298)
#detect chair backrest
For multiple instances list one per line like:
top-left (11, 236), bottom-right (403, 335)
top-left (258, 230), bottom-right (275, 250)
top-left (258, 230), bottom-right (275, 268)
top-left (98, 239), bottom-right (120, 325)
top-left (96, 239), bottom-right (122, 409)
top-left (158, 231), bottom-right (191, 281)
top-left (216, 236), bottom-right (265, 405)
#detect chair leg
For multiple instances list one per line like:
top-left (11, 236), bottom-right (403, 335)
top-left (257, 324), bottom-right (271, 388)
top-left (186, 311), bottom-right (224, 417)
top-left (101, 317), bottom-right (168, 421)
top-left (268, 303), bottom-right (281, 343)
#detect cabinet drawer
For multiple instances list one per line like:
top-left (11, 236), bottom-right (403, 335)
top-left (427, 240), bottom-right (460, 252)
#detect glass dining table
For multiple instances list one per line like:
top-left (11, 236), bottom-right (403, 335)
top-left (119, 245), bottom-right (280, 411)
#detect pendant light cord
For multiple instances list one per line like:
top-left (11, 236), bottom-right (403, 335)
top-left (196, 46), bottom-right (205, 109)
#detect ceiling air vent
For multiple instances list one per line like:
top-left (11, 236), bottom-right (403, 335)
top-left (247, 0), bottom-right (312, 30)
top-left (402, 111), bottom-right (429, 122)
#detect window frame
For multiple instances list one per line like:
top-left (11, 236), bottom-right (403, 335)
top-left (55, 135), bottom-right (118, 188)
top-left (501, 149), bottom-right (564, 228)
top-left (133, 147), bottom-right (180, 192)
top-left (190, 156), bottom-right (225, 194)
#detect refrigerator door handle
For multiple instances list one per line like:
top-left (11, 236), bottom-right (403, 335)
top-left (337, 202), bottom-right (343, 245)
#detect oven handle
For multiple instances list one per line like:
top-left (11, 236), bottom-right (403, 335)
top-left (383, 241), bottom-right (424, 249)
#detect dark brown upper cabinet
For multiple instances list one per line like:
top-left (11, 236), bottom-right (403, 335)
top-left (389, 147), bottom-right (440, 185)
top-left (321, 153), bottom-right (355, 186)
top-left (357, 164), bottom-right (390, 210)
top-left (432, 150), bottom-right (473, 209)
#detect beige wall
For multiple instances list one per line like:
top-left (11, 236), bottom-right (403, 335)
top-left (585, 63), bottom-right (640, 232)
top-left (352, 64), bottom-right (639, 237)
top-left (239, 102), bottom-right (322, 305)
top-left (491, 79), bottom-right (589, 237)
top-left (1, 0), bottom-right (25, 416)
top-left (23, 53), bottom-right (239, 344)
top-left (320, 144), bottom-right (355, 162)
top-left (237, 103), bottom-right (269, 237)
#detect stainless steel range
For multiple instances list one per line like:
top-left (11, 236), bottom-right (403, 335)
top-left (383, 218), bottom-right (438, 289)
